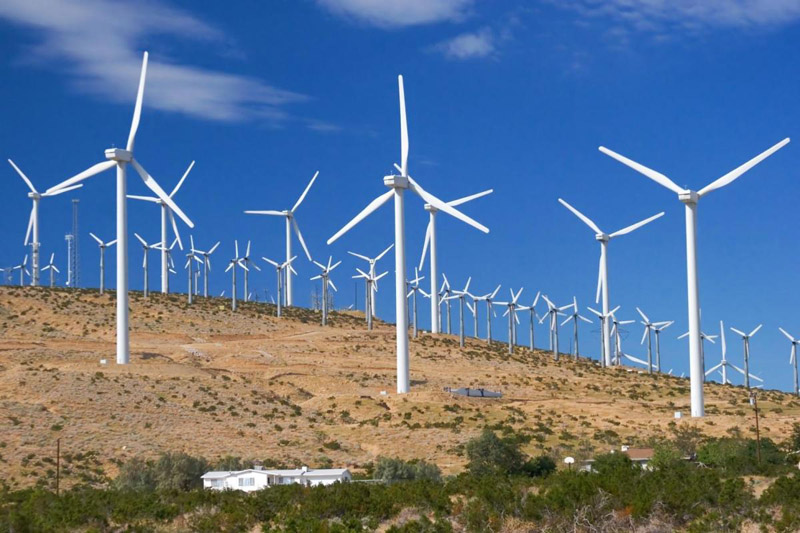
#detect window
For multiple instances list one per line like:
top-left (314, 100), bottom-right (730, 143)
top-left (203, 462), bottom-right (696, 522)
top-left (211, 479), bottom-right (223, 488)
top-left (238, 477), bottom-right (255, 487)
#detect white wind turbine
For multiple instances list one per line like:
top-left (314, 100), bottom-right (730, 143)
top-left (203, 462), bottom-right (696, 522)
top-left (706, 321), bottom-right (736, 385)
top-left (263, 255), bottom-right (297, 318)
top-left (561, 297), bottom-right (592, 359)
top-left (89, 233), bottom-right (117, 295)
top-left (152, 238), bottom-right (179, 293)
top-left (473, 285), bottom-right (500, 344)
top-left (191, 240), bottom-right (220, 298)
top-left (41, 253), bottom-right (60, 288)
top-left (133, 233), bottom-right (159, 298)
top-left (609, 310), bottom-right (638, 366)
top-left (10, 255), bottom-right (29, 286)
top-left (439, 274), bottom-right (454, 334)
top-left (348, 243), bottom-right (393, 320)
top-left (778, 327), bottom-right (800, 396)
top-left (588, 305), bottom-right (620, 366)
top-left (353, 268), bottom-right (388, 330)
top-left (517, 292), bottom-right (540, 351)
top-left (599, 137), bottom-right (790, 417)
top-left (558, 198), bottom-right (664, 367)
top-left (8, 159), bottom-right (82, 286)
top-left (419, 189), bottom-right (493, 334)
top-left (225, 241), bottom-right (247, 311)
top-left (239, 240), bottom-right (261, 302)
top-left (127, 160), bottom-right (194, 293)
top-left (311, 256), bottom-right (341, 326)
top-left (406, 268), bottom-right (427, 338)
top-left (493, 288), bottom-right (524, 355)
top-left (244, 171), bottom-right (318, 306)
top-left (677, 326), bottom-right (717, 380)
top-left (541, 295), bottom-right (573, 360)
top-left (729, 324), bottom-right (764, 390)
top-left (327, 75), bottom-right (488, 394)
top-left (637, 307), bottom-right (669, 373)
top-left (45, 51), bottom-right (194, 365)
top-left (652, 320), bottom-right (674, 373)
top-left (184, 237), bottom-right (202, 304)
top-left (445, 277), bottom-right (472, 347)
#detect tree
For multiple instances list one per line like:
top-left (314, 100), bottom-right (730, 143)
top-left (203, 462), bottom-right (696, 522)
top-left (374, 457), bottom-right (441, 482)
top-left (522, 455), bottom-right (556, 478)
top-left (465, 429), bottom-right (525, 477)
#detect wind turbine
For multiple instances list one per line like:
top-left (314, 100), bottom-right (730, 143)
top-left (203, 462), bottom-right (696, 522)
top-left (678, 328), bottom-right (718, 380)
top-left (184, 237), bottom-right (201, 304)
top-left (558, 198), bottom-right (664, 367)
top-left (89, 233), bottom-right (117, 295)
top-left (348, 243), bottom-right (393, 319)
top-left (778, 327), bottom-right (800, 396)
top-left (419, 189), bottom-right (493, 334)
top-left (327, 75), bottom-right (488, 394)
top-left (311, 256), bottom-right (340, 326)
top-left (439, 274), bottom-right (454, 334)
top-left (493, 288), bottom-right (523, 355)
top-left (8, 159), bottom-right (82, 286)
top-left (133, 233), bottom-right (159, 298)
top-left (45, 51), bottom-right (194, 365)
top-left (41, 253), bottom-right (59, 288)
top-left (587, 305), bottom-right (620, 367)
top-left (653, 320), bottom-right (674, 373)
top-left (541, 295), bottom-right (572, 360)
top-left (637, 307), bottom-right (667, 373)
top-left (474, 285), bottom-right (501, 344)
top-left (127, 161), bottom-right (195, 293)
top-left (10, 255), bottom-right (29, 286)
top-left (191, 240), bottom-right (220, 298)
top-left (609, 310), bottom-right (637, 366)
top-left (706, 321), bottom-right (736, 385)
top-left (239, 240), bottom-right (261, 302)
top-left (599, 137), bottom-right (790, 417)
top-left (152, 238), bottom-right (179, 293)
top-left (405, 268), bottom-right (427, 338)
top-left (353, 268), bottom-right (388, 330)
top-left (244, 171), bottom-right (318, 306)
top-left (446, 277), bottom-right (472, 347)
top-left (562, 297), bottom-right (592, 359)
top-left (225, 241), bottom-right (247, 311)
top-left (730, 324), bottom-right (763, 390)
top-left (516, 292), bottom-right (540, 351)
top-left (263, 255), bottom-right (297, 318)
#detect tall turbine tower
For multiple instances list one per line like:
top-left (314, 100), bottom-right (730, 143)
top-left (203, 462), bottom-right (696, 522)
top-left (46, 51), bottom-right (194, 365)
top-left (599, 138), bottom-right (789, 417)
top-left (328, 76), bottom-right (488, 393)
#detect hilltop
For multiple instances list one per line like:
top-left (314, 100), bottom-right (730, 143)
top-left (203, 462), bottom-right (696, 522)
top-left (0, 285), bottom-right (798, 490)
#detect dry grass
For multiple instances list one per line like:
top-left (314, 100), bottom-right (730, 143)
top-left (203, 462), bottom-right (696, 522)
top-left (0, 285), bottom-right (798, 489)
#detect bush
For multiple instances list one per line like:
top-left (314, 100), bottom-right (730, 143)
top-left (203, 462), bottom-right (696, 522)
top-left (374, 457), bottom-right (441, 483)
top-left (465, 429), bottom-right (525, 477)
top-left (114, 452), bottom-right (209, 492)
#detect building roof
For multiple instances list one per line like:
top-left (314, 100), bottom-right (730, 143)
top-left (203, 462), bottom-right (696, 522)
top-left (202, 468), bottom-right (349, 480)
top-left (622, 447), bottom-right (655, 461)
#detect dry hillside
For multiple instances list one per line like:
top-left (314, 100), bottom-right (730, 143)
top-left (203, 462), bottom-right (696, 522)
top-left (0, 285), bottom-right (798, 489)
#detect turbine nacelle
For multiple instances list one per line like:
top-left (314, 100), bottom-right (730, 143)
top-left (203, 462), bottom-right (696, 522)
top-left (678, 190), bottom-right (699, 205)
top-left (104, 148), bottom-right (133, 162)
top-left (384, 175), bottom-right (409, 189)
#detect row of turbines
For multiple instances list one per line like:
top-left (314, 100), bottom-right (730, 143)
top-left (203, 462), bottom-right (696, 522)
top-left (5, 51), bottom-right (799, 418)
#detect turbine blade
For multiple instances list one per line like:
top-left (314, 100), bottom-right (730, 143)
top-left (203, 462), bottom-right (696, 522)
top-left (45, 160), bottom-right (116, 194)
top-left (292, 218), bottom-right (312, 261)
top-left (24, 207), bottom-right (34, 246)
top-left (8, 159), bottom-right (37, 193)
top-left (43, 184), bottom-right (83, 197)
top-left (89, 232), bottom-right (103, 246)
top-left (127, 195), bottom-right (160, 203)
top-left (169, 209), bottom-right (183, 250)
top-left (134, 232), bottom-right (147, 247)
top-left (609, 212), bottom-right (665, 238)
top-left (698, 138), bottom-right (791, 197)
top-left (127, 51), bottom-right (149, 152)
top-left (407, 176), bottom-right (489, 233)
top-left (598, 146), bottom-right (685, 195)
top-left (244, 210), bottom-right (286, 216)
top-left (557, 198), bottom-right (602, 234)
top-left (398, 75), bottom-right (409, 176)
top-left (170, 160), bottom-right (195, 197)
top-left (749, 324), bottom-right (763, 337)
top-left (376, 243), bottom-right (394, 261)
top-left (447, 188), bottom-right (493, 207)
top-left (328, 279), bottom-right (337, 292)
top-left (348, 251), bottom-right (371, 262)
top-left (730, 327), bottom-right (747, 337)
top-left (131, 159), bottom-right (194, 228)
top-left (636, 307), bottom-right (649, 323)
top-left (208, 241), bottom-right (221, 255)
top-left (779, 327), bottom-right (795, 342)
top-left (292, 170), bottom-right (319, 212)
top-left (327, 190), bottom-right (394, 245)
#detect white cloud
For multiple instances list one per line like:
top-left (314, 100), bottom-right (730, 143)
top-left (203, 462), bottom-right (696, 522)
top-left (316, 0), bottom-right (473, 27)
top-left (433, 28), bottom-right (495, 59)
top-left (0, 0), bottom-right (308, 124)
top-left (557, 0), bottom-right (800, 32)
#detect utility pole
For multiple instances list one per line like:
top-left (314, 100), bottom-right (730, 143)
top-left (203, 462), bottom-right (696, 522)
top-left (750, 391), bottom-right (761, 465)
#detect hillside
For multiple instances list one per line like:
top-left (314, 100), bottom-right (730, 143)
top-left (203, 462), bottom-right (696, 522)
top-left (0, 285), bottom-right (798, 490)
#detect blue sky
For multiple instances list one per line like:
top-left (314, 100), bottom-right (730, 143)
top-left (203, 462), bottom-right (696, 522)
top-left (1, 0), bottom-right (800, 393)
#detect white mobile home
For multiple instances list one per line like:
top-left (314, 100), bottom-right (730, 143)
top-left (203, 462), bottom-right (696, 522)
top-left (201, 466), bottom-right (351, 492)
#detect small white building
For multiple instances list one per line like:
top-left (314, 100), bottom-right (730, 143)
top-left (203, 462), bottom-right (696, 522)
top-left (201, 466), bottom-right (351, 492)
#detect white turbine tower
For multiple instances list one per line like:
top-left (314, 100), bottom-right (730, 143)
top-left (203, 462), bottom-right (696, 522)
top-left (706, 321), bottom-right (736, 384)
top-left (348, 244), bottom-right (393, 320)
top-left (562, 297), bottom-right (592, 359)
top-left (540, 295), bottom-right (572, 360)
top-left (473, 285), bottom-right (500, 344)
top-left (599, 137), bottom-right (790, 417)
top-left (730, 324), bottom-right (763, 390)
top-left (516, 292), bottom-right (540, 351)
top-left (406, 268), bottom-right (427, 338)
top-left (637, 307), bottom-right (668, 373)
top-left (133, 233), bottom-right (159, 298)
top-left (8, 159), bottom-right (82, 286)
top-left (89, 233), bottom-right (117, 295)
top-left (558, 198), bottom-right (664, 367)
top-left (152, 239), bottom-right (179, 293)
top-left (127, 161), bottom-right (194, 293)
top-left (41, 253), bottom-right (60, 288)
top-left (263, 255), bottom-right (297, 318)
top-left (439, 274), bottom-right (455, 334)
top-left (419, 189), bottom-right (493, 334)
top-left (778, 327), bottom-right (800, 396)
top-left (46, 51), bottom-right (194, 365)
top-left (588, 305), bottom-right (620, 366)
top-left (353, 268), bottom-right (388, 330)
top-left (192, 240), bottom-right (220, 298)
top-left (239, 240), bottom-right (261, 302)
top-left (327, 75), bottom-right (488, 394)
top-left (225, 241), bottom-right (247, 311)
top-left (10, 255), bottom-right (29, 286)
top-left (652, 320), bottom-right (674, 373)
top-left (446, 277), bottom-right (472, 347)
top-left (311, 256), bottom-right (341, 326)
top-left (493, 288), bottom-right (523, 355)
top-left (244, 171), bottom-right (317, 306)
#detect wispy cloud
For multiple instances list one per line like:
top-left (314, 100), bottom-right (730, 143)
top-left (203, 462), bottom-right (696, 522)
top-left (432, 28), bottom-right (495, 60)
top-left (0, 0), bottom-right (311, 125)
top-left (316, 0), bottom-right (473, 27)
top-left (556, 0), bottom-right (800, 33)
